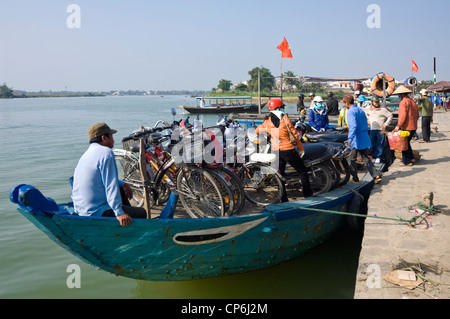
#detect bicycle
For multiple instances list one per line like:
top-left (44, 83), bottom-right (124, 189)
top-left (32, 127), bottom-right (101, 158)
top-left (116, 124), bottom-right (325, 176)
top-left (115, 124), bottom-right (230, 219)
top-left (115, 126), bottom-right (178, 207)
top-left (114, 147), bottom-right (176, 208)
top-left (172, 125), bottom-right (245, 217)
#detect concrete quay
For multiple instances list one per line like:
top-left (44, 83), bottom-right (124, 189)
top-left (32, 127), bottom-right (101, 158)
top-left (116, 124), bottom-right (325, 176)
top-left (354, 110), bottom-right (450, 299)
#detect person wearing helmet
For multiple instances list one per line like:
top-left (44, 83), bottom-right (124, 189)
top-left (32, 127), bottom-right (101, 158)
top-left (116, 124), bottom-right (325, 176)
top-left (416, 89), bottom-right (433, 143)
top-left (355, 90), bottom-right (367, 108)
top-left (256, 99), bottom-right (313, 199)
top-left (308, 96), bottom-right (329, 132)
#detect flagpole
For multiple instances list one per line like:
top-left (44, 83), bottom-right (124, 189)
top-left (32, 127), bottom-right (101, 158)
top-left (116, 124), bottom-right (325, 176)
top-left (433, 57), bottom-right (437, 108)
top-left (258, 69), bottom-right (261, 115)
top-left (280, 56), bottom-right (283, 99)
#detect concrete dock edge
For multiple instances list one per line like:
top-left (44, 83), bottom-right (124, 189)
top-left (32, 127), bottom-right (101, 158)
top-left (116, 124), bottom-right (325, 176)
top-left (354, 111), bottom-right (450, 299)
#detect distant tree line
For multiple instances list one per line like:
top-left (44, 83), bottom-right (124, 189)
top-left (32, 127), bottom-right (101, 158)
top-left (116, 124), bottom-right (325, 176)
top-left (0, 83), bottom-right (14, 98)
top-left (212, 67), bottom-right (326, 96)
top-left (0, 84), bottom-right (210, 98)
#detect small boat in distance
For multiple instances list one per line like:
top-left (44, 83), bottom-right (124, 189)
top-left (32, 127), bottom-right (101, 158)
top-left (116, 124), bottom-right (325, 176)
top-left (181, 96), bottom-right (265, 114)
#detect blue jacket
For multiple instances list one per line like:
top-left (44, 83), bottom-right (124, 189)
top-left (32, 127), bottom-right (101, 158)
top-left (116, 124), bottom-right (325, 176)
top-left (308, 108), bottom-right (329, 131)
top-left (347, 105), bottom-right (371, 150)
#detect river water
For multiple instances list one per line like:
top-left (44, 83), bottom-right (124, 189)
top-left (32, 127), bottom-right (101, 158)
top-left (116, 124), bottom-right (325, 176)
top-left (0, 96), bottom-right (362, 299)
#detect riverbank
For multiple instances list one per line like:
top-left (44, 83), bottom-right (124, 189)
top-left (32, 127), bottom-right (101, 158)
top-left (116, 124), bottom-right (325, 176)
top-left (354, 110), bottom-right (450, 299)
top-left (11, 93), bottom-right (106, 98)
top-left (252, 96), bottom-right (307, 104)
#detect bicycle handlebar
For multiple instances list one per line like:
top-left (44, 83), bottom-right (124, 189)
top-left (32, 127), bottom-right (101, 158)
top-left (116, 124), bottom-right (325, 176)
top-left (122, 125), bottom-right (174, 142)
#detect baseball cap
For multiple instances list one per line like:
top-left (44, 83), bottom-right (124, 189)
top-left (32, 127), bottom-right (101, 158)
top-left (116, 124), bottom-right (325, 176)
top-left (88, 123), bottom-right (118, 140)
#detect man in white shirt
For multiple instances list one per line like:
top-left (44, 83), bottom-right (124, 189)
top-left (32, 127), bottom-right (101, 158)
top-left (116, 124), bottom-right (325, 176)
top-left (365, 96), bottom-right (393, 164)
top-left (72, 123), bottom-right (146, 226)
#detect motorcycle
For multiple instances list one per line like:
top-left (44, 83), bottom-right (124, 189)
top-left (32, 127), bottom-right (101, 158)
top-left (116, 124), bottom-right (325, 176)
top-left (217, 114), bottom-right (336, 196)
top-left (294, 120), bottom-right (352, 189)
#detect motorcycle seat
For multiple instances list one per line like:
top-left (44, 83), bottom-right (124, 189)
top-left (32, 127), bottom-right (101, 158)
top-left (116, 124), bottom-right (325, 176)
top-left (250, 153), bottom-right (277, 163)
top-left (305, 133), bottom-right (348, 143)
top-left (303, 143), bottom-right (329, 158)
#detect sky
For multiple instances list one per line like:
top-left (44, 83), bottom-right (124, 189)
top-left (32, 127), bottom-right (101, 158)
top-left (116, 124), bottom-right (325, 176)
top-left (0, 0), bottom-right (449, 92)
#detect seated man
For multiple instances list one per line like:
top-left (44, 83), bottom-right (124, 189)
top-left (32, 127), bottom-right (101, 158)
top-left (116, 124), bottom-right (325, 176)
top-left (72, 123), bottom-right (147, 226)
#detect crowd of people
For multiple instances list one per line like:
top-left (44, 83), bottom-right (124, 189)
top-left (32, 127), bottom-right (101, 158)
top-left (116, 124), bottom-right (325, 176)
top-left (296, 85), bottom-right (438, 180)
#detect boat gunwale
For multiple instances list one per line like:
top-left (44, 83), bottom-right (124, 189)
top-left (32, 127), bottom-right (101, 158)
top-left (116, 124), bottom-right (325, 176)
top-left (15, 179), bottom-right (372, 226)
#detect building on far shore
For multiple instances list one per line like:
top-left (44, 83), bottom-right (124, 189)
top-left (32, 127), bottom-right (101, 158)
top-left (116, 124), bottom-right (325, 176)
top-left (327, 80), bottom-right (353, 93)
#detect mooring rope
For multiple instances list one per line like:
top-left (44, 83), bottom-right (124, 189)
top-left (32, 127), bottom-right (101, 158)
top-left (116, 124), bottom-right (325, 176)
top-left (300, 205), bottom-right (431, 228)
top-left (408, 201), bottom-right (439, 215)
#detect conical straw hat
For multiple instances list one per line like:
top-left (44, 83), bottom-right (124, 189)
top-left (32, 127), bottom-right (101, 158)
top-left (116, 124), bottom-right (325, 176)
top-left (392, 85), bottom-right (412, 95)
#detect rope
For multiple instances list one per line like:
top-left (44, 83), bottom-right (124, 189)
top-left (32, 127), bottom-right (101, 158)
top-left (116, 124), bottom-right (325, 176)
top-left (271, 188), bottom-right (434, 228)
top-left (408, 201), bottom-right (438, 215)
top-left (300, 207), bottom-right (410, 222)
top-left (299, 206), bottom-right (429, 228)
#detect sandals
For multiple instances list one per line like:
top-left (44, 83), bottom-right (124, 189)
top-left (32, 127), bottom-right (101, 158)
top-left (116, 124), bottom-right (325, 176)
top-left (400, 163), bottom-right (413, 166)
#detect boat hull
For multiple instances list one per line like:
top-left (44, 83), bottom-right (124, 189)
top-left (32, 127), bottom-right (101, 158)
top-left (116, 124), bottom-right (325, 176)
top-left (13, 181), bottom-right (373, 281)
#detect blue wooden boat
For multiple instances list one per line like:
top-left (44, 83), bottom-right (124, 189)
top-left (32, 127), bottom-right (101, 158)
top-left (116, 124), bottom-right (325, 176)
top-left (9, 179), bottom-right (373, 281)
top-left (181, 96), bottom-right (264, 114)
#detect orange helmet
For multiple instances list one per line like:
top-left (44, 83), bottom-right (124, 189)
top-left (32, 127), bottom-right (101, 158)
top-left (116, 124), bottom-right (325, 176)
top-left (267, 99), bottom-right (285, 111)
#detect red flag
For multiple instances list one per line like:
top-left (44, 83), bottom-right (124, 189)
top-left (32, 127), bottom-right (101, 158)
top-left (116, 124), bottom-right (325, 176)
top-left (277, 37), bottom-right (293, 59)
top-left (411, 58), bottom-right (419, 72)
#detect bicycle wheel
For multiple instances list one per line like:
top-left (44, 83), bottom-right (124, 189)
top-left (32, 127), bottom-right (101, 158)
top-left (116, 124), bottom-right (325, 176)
top-left (115, 154), bottom-right (154, 207)
top-left (205, 168), bottom-right (235, 217)
top-left (153, 159), bottom-right (178, 205)
top-left (219, 166), bottom-right (246, 215)
top-left (237, 163), bottom-right (284, 207)
top-left (308, 163), bottom-right (333, 194)
top-left (176, 167), bottom-right (225, 218)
